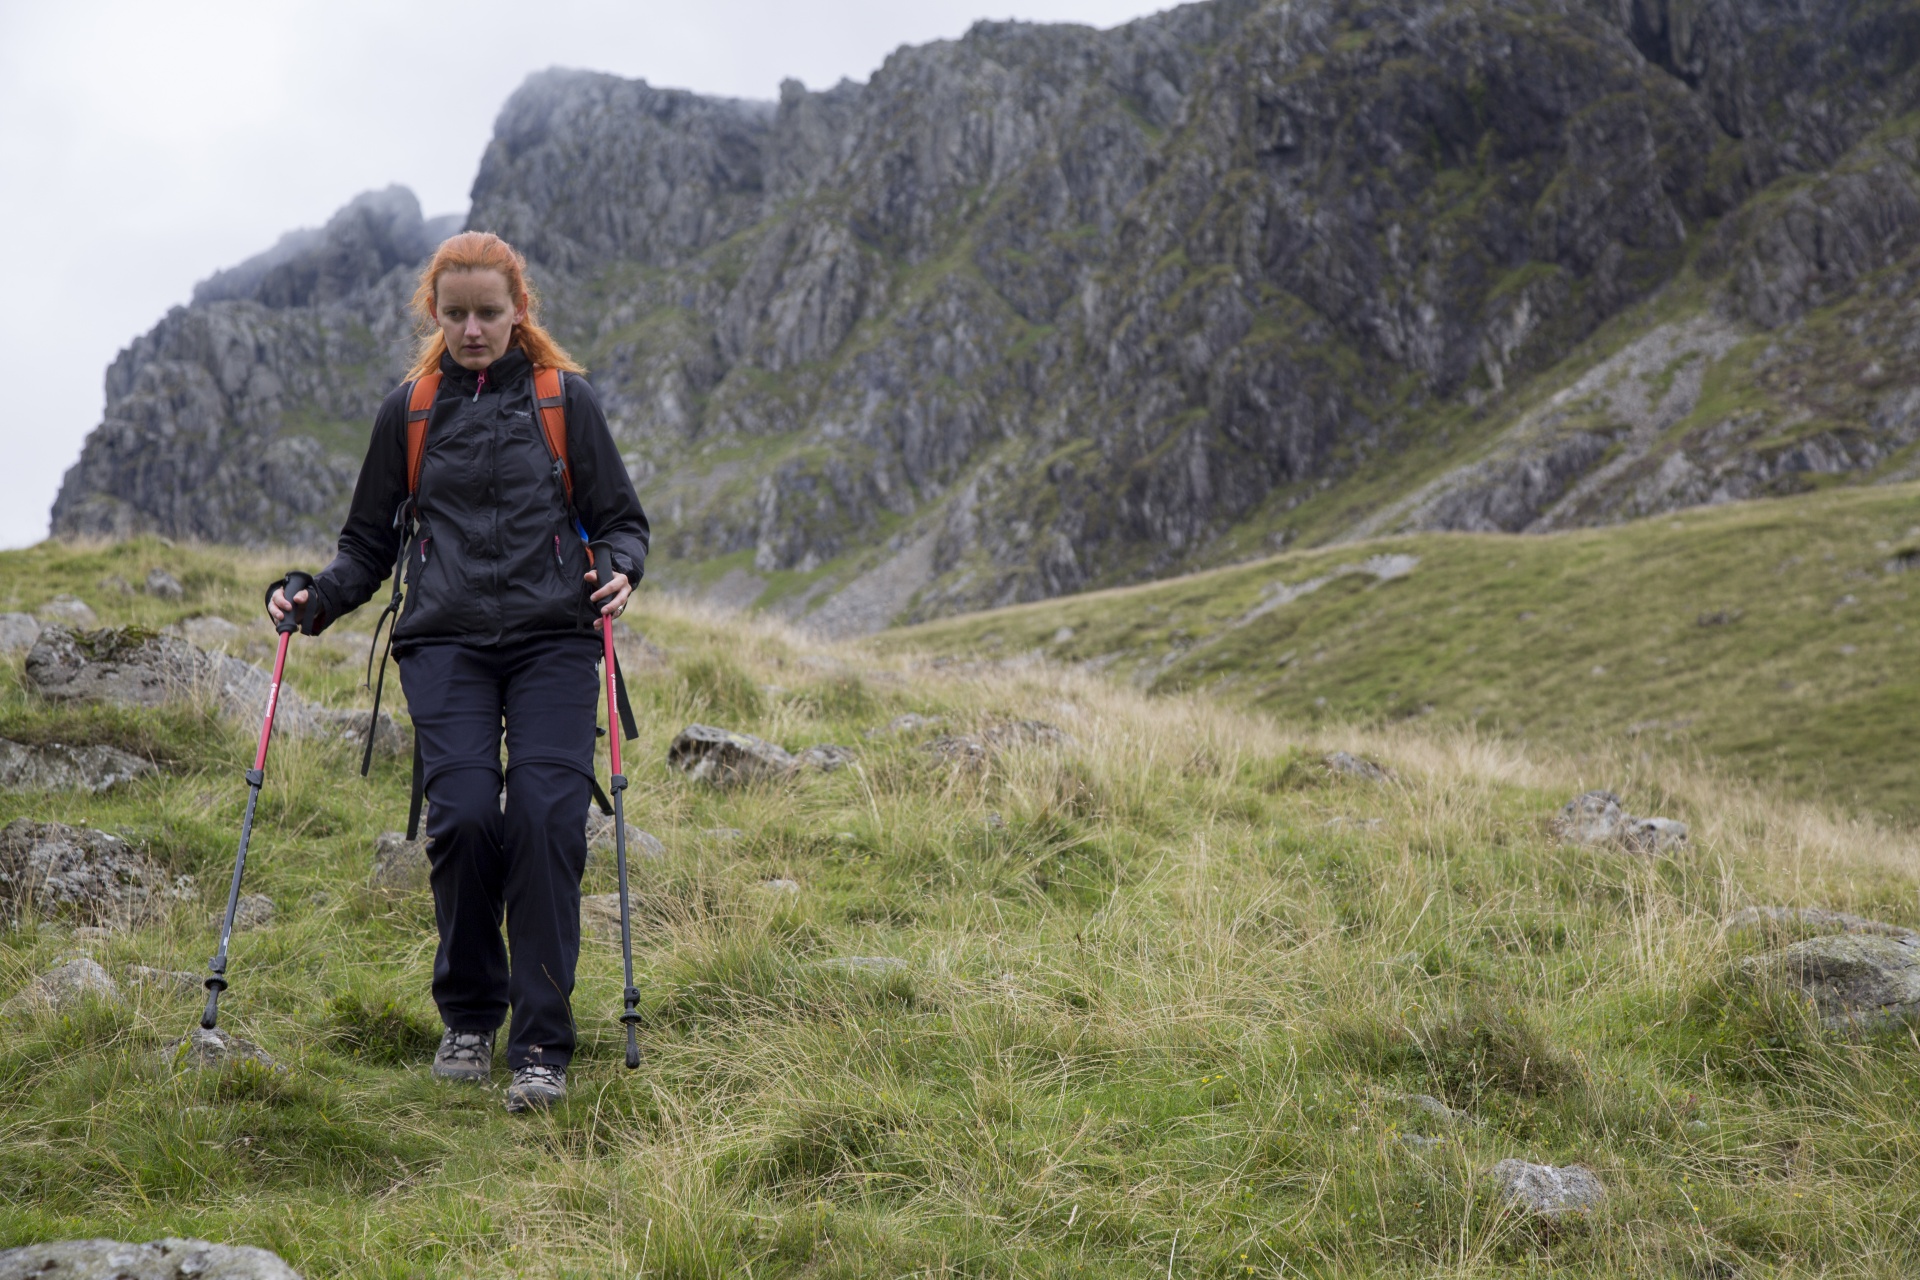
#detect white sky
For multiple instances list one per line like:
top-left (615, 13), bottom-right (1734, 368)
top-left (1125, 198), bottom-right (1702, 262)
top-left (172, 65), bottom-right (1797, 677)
top-left (0, 0), bottom-right (1169, 550)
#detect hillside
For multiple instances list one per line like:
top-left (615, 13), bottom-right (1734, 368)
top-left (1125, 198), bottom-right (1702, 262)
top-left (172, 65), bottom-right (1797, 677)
top-left (4, 538), bottom-right (1920, 1275)
top-left (49, 0), bottom-right (1920, 635)
top-left (886, 483), bottom-right (1920, 822)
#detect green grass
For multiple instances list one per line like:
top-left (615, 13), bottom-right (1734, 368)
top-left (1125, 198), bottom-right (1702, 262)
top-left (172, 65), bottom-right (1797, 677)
top-left (3, 540), bottom-right (1920, 1275)
top-left (886, 484), bottom-right (1920, 823)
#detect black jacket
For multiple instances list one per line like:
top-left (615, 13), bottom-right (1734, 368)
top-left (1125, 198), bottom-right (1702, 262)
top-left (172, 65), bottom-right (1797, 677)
top-left (308, 349), bottom-right (650, 651)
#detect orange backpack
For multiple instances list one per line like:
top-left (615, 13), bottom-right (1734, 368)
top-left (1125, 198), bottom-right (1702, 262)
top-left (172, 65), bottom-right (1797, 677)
top-left (405, 366), bottom-right (574, 502)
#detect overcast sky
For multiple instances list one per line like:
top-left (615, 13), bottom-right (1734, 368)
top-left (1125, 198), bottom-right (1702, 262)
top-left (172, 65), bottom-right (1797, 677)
top-left (0, 0), bottom-right (1169, 550)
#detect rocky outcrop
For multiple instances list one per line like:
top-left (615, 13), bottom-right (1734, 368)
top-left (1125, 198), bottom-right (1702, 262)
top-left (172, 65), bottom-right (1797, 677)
top-left (24, 626), bottom-right (406, 755)
top-left (4, 957), bottom-right (121, 1014)
top-left (1551, 791), bottom-right (1689, 854)
top-left (668, 723), bottom-right (797, 785)
top-left (0, 819), bottom-right (192, 927)
top-left (53, 0), bottom-right (1920, 626)
top-left (0, 739), bottom-right (158, 793)
top-left (1489, 1159), bottom-right (1606, 1217)
top-left (0, 1237), bottom-right (302, 1280)
top-left (1747, 933), bottom-right (1920, 1029)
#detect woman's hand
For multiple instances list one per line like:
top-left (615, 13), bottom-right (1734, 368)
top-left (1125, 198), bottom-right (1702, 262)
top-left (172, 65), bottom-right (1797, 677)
top-left (586, 567), bottom-right (632, 618)
top-left (267, 585), bottom-right (309, 625)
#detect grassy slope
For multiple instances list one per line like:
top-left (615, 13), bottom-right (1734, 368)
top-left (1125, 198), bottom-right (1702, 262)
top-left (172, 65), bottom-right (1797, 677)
top-left (2, 539), bottom-right (1920, 1276)
top-left (884, 485), bottom-right (1920, 824)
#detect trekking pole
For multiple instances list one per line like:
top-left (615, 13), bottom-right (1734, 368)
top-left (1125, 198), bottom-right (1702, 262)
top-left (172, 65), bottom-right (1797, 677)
top-left (591, 545), bottom-right (643, 1069)
top-left (203, 570), bottom-right (312, 1031)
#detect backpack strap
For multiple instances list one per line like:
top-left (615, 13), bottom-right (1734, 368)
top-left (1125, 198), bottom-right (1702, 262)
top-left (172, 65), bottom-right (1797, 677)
top-left (405, 373), bottom-right (441, 495)
top-left (533, 367), bottom-right (572, 506)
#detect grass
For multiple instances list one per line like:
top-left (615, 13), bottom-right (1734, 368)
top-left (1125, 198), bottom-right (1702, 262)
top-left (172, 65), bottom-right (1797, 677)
top-left (885, 483), bottom-right (1920, 825)
top-left (2, 537), bottom-right (1920, 1275)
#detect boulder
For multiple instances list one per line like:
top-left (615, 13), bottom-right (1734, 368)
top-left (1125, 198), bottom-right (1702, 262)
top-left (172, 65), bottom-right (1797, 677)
top-left (1489, 1160), bottom-right (1605, 1217)
top-left (1399, 1093), bottom-right (1474, 1125)
top-left (222, 894), bottom-right (276, 932)
top-left (0, 738), bottom-right (158, 793)
top-left (143, 569), bottom-right (185, 601)
top-left (0, 1237), bottom-right (302, 1280)
top-left (1325, 751), bottom-right (1391, 782)
top-left (1552, 791), bottom-right (1688, 854)
top-left (1724, 906), bottom-right (1920, 944)
top-left (795, 743), bottom-right (857, 772)
top-left (169, 615), bottom-right (243, 648)
top-left (369, 832), bottom-right (430, 891)
top-left (24, 626), bottom-right (406, 756)
top-left (762, 878), bottom-right (801, 895)
top-left (0, 613), bottom-right (40, 654)
top-left (924, 735), bottom-right (990, 767)
top-left (26, 627), bottom-right (200, 707)
top-left (667, 723), bottom-right (796, 785)
top-left (36, 595), bottom-right (98, 627)
top-left (1745, 933), bottom-right (1920, 1029)
top-left (580, 892), bottom-right (629, 942)
top-left (126, 965), bottom-right (204, 997)
top-left (4, 957), bottom-right (120, 1014)
top-left (0, 820), bottom-right (192, 927)
top-left (585, 812), bottom-right (665, 860)
top-left (162, 1026), bottom-right (277, 1072)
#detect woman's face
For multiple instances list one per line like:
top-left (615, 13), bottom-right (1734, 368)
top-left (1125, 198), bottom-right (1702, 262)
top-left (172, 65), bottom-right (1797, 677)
top-left (435, 268), bottom-right (525, 371)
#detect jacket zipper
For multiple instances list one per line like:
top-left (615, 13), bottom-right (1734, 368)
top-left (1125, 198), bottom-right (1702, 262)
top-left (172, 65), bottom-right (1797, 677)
top-left (554, 534), bottom-right (563, 567)
top-left (473, 371), bottom-right (487, 402)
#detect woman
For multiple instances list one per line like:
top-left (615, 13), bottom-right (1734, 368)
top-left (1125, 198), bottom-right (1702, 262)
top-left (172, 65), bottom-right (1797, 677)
top-left (270, 232), bottom-right (651, 1112)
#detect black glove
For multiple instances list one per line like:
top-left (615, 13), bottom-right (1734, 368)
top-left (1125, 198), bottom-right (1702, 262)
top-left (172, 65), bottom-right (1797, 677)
top-left (263, 573), bottom-right (326, 636)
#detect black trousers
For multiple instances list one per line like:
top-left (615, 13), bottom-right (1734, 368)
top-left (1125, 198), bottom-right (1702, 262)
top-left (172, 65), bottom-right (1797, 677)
top-left (398, 634), bottom-right (602, 1069)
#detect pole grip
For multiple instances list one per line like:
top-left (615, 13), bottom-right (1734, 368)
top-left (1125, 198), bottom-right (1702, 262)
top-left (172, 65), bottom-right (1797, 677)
top-left (278, 570), bottom-right (315, 635)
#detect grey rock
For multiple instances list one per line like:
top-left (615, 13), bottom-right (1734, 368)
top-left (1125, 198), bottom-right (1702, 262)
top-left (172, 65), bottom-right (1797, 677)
top-left (0, 738), bottom-right (158, 793)
top-left (762, 877), bottom-right (801, 894)
top-left (26, 626), bottom-right (202, 707)
top-left (369, 831), bottom-right (430, 891)
top-left (585, 811), bottom-right (666, 859)
top-left (0, 1237), bottom-right (302, 1280)
top-left (704, 827), bottom-right (745, 841)
top-left (37, 596), bottom-right (98, 627)
top-left (1553, 791), bottom-right (1689, 854)
top-left (0, 613), bottom-right (40, 654)
top-left (1398, 1133), bottom-right (1444, 1151)
top-left (667, 723), bottom-right (796, 785)
top-left (1745, 933), bottom-right (1920, 1029)
top-left (161, 1026), bottom-right (278, 1072)
top-left (169, 615), bottom-right (243, 648)
top-left (0, 819), bottom-right (192, 927)
top-left (1489, 1160), bottom-right (1606, 1217)
top-left (223, 894), bottom-right (276, 932)
top-left (5, 957), bottom-right (120, 1014)
top-left (1724, 905), bottom-right (1920, 944)
top-left (1324, 752), bottom-right (1391, 783)
top-left (126, 965), bottom-right (204, 997)
top-left (24, 626), bottom-right (405, 756)
top-left (143, 569), bottom-right (185, 600)
top-left (795, 743), bottom-right (857, 772)
top-left (924, 735), bottom-right (991, 767)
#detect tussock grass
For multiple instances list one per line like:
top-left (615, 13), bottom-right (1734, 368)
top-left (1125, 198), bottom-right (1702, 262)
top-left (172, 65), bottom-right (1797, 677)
top-left (1, 538), bottom-right (1918, 1275)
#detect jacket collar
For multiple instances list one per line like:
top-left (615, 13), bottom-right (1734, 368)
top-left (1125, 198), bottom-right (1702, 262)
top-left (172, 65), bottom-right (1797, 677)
top-left (438, 346), bottom-right (532, 393)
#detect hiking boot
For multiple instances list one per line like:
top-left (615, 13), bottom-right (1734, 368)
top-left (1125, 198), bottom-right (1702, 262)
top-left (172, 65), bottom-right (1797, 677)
top-left (431, 1029), bottom-right (494, 1082)
top-left (505, 1064), bottom-right (567, 1112)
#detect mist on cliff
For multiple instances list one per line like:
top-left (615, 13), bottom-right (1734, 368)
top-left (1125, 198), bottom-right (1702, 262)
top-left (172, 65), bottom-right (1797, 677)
top-left (0, 0), bottom-right (1164, 552)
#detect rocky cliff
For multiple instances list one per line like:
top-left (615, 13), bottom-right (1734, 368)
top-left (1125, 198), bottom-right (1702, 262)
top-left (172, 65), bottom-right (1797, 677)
top-left (53, 0), bottom-right (1920, 630)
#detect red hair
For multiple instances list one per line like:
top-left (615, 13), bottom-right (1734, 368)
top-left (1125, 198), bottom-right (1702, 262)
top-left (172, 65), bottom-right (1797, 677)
top-left (407, 231), bottom-right (584, 378)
